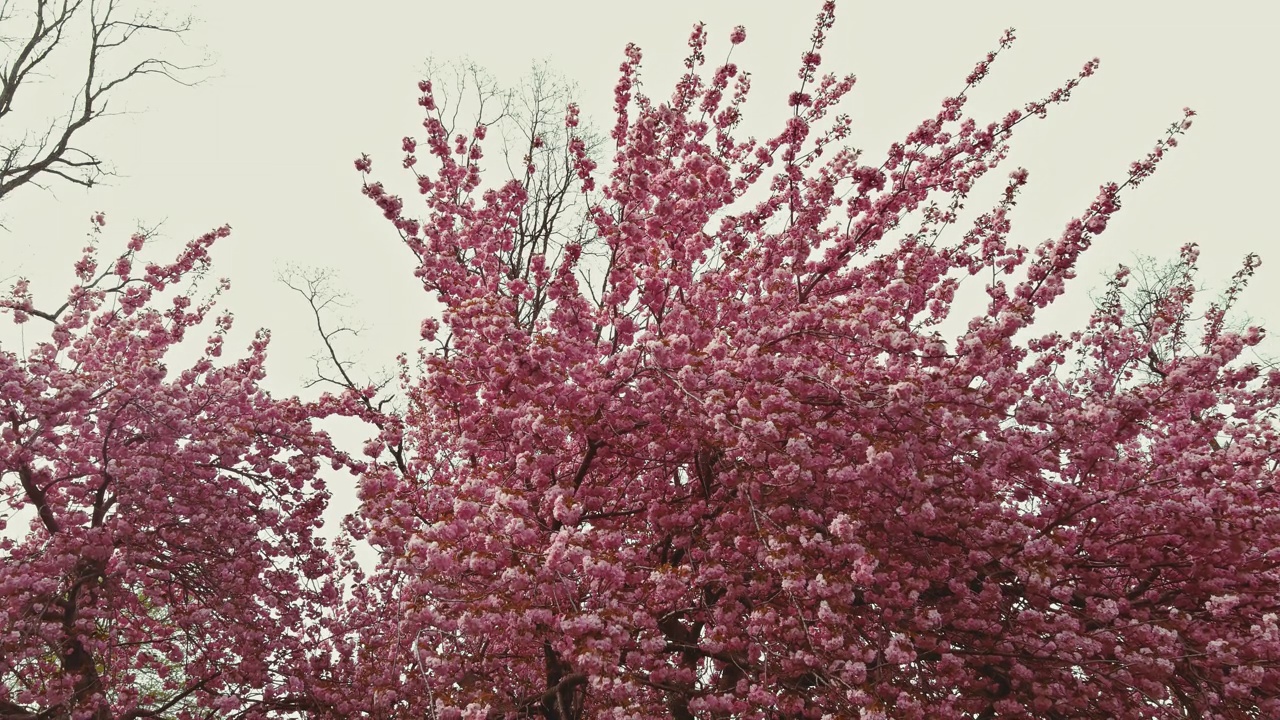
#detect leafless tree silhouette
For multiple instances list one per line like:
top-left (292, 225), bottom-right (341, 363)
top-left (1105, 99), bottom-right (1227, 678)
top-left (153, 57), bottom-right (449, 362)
top-left (0, 0), bottom-right (205, 204)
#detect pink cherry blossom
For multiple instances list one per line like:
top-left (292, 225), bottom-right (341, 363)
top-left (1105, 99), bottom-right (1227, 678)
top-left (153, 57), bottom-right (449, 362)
top-left (329, 3), bottom-right (1279, 717)
top-left (1, 223), bottom-right (353, 719)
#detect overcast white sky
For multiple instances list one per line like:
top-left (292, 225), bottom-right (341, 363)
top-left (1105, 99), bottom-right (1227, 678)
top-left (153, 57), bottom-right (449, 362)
top-left (3, 0), bottom-right (1278, 522)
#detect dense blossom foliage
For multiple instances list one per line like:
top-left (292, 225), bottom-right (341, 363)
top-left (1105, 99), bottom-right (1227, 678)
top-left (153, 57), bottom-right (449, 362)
top-left (332, 3), bottom-right (1280, 719)
top-left (0, 222), bottom-right (346, 719)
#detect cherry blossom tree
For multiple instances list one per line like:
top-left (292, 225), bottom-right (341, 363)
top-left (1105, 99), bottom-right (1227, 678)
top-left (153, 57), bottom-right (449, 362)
top-left (329, 4), bottom-right (1276, 718)
top-left (0, 219), bottom-right (350, 719)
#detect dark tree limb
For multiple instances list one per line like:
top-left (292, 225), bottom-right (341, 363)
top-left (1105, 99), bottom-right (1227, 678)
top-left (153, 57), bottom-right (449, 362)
top-left (0, 0), bottom-right (207, 203)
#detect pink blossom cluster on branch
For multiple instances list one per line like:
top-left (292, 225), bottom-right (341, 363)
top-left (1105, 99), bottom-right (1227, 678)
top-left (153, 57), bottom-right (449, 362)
top-left (0, 221), bottom-right (351, 719)
top-left (334, 2), bottom-right (1279, 719)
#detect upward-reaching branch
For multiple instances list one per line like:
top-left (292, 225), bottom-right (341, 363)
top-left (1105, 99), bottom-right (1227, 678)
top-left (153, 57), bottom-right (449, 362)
top-left (0, 0), bottom-right (206, 204)
top-left (280, 265), bottom-right (408, 475)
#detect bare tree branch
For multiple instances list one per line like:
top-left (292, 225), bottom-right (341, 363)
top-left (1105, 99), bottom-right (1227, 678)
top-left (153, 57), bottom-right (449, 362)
top-left (279, 265), bottom-right (409, 475)
top-left (278, 266), bottom-right (385, 396)
top-left (0, 0), bottom-right (207, 204)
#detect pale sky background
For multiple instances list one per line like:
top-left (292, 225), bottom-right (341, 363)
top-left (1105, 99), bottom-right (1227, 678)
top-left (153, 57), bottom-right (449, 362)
top-left (2, 0), bottom-right (1278, 529)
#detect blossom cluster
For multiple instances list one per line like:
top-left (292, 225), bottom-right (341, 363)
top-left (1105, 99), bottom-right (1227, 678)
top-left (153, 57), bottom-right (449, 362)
top-left (335, 2), bottom-right (1279, 718)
